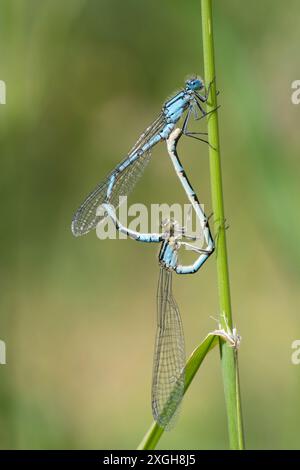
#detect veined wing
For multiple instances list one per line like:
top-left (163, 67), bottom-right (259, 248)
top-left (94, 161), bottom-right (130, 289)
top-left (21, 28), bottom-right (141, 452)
top-left (152, 267), bottom-right (185, 429)
top-left (71, 112), bottom-right (166, 237)
top-left (71, 149), bottom-right (151, 236)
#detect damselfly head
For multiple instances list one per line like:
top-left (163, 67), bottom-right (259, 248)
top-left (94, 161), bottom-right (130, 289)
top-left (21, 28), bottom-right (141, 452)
top-left (185, 76), bottom-right (204, 91)
top-left (160, 219), bottom-right (184, 239)
top-left (161, 218), bottom-right (176, 233)
top-left (160, 218), bottom-right (173, 229)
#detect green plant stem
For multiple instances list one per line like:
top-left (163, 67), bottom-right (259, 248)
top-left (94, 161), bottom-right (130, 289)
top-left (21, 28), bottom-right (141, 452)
top-left (201, 0), bottom-right (245, 450)
top-left (137, 334), bottom-right (218, 449)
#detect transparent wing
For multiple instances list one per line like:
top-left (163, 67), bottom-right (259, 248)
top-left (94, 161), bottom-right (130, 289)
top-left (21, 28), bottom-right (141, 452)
top-left (71, 113), bottom-right (166, 237)
top-left (71, 150), bottom-right (151, 236)
top-left (152, 267), bottom-right (185, 429)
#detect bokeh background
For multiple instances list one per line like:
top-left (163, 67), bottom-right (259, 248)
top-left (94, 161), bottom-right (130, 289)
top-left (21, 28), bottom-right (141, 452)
top-left (0, 0), bottom-right (299, 449)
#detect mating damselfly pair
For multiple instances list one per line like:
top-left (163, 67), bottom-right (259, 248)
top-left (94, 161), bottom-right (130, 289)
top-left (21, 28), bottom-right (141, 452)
top-left (72, 77), bottom-right (216, 428)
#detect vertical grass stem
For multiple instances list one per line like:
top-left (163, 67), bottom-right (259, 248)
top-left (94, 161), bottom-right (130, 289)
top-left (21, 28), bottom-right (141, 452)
top-left (201, 0), bottom-right (245, 449)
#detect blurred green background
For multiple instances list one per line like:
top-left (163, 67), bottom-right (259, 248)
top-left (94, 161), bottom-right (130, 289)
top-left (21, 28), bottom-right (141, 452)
top-left (0, 0), bottom-right (300, 449)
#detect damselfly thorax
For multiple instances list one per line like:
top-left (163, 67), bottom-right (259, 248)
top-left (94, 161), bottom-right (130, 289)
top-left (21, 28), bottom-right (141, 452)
top-left (158, 220), bottom-right (183, 271)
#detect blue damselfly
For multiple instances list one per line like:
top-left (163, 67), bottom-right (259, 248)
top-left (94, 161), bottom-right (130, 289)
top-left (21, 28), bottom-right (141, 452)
top-left (71, 77), bottom-right (214, 237)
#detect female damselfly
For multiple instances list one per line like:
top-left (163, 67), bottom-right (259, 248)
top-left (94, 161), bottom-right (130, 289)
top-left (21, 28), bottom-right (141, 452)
top-left (102, 128), bottom-right (214, 428)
